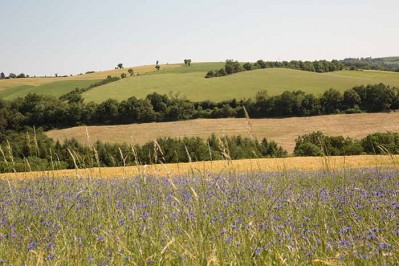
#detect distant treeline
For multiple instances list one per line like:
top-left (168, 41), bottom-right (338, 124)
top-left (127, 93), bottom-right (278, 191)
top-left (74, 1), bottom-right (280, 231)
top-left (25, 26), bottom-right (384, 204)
top-left (0, 83), bottom-right (398, 134)
top-left (0, 130), bottom-right (286, 173)
top-left (1, 129), bottom-right (398, 173)
top-left (205, 59), bottom-right (344, 78)
top-left (341, 57), bottom-right (399, 72)
top-left (205, 57), bottom-right (399, 78)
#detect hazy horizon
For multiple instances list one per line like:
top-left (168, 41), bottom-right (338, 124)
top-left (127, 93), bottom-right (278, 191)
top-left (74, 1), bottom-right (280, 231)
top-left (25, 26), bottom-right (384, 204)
top-left (1, 0), bottom-right (398, 76)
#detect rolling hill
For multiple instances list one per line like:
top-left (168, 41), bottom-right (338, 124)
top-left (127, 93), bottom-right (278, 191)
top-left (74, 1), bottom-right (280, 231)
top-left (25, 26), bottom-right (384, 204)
top-left (82, 64), bottom-right (399, 102)
top-left (1, 62), bottom-right (399, 102)
top-left (0, 64), bottom-right (181, 100)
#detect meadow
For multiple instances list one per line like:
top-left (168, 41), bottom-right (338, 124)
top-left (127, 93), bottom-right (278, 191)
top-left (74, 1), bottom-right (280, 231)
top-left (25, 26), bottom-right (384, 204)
top-left (47, 112), bottom-right (399, 154)
top-left (1, 62), bottom-right (399, 102)
top-left (1, 164), bottom-right (398, 265)
top-left (0, 64), bottom-right (181, 100)
top-left (82, 64), bottom-right (399, 102)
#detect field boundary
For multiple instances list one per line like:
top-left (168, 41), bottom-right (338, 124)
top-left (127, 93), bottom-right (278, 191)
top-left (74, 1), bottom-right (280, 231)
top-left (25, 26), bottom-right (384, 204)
top-left (1, 155), bottom-right (398, 179)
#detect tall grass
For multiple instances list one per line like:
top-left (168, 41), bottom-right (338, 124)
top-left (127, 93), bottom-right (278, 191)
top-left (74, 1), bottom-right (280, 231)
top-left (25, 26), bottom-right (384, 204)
top-left (0, 167), bottom-right (398, 265)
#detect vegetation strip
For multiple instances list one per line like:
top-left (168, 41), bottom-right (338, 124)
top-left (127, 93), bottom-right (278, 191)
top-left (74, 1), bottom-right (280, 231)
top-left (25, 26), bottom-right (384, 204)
top-left (1, 129), bottom-right (399, 173)
top-left (1, 155), bottom-right (398, 179)
top-left (0, 83), bottom-right (398, 133)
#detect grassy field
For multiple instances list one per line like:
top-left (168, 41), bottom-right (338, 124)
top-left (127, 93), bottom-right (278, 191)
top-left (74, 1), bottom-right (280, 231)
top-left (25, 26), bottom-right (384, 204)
top-left (47, 112), bottom-right (399, 154)
top-left (82, 64), bottom-right (399, 102)
top-left (0, 79), bottom-right (100, 100)
top-left (1, 62), bottom-right (398, 102)
top-left (0, 163), bottom-right (398, 264)
top-left (0, 64), bottom-right (181, 99)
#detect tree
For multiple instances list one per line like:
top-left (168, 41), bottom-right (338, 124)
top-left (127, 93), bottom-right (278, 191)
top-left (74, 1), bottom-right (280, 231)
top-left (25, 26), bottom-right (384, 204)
top-left (243, 62), bottom-right (253, 71)
top-left (128, 68), bottom-right (134, 76)
top-left (121, 73), bottom-right (127, 79)
top-left (205, 71), bottom-right (214, 78)
top-left (320, 88), bottom-right (343, 114)
top-left (0, 72), bottom-right (5, 79)
top-left (8, 73), bottom-right (16, 78)
top-left (117, 63), bottom-right (123, 69)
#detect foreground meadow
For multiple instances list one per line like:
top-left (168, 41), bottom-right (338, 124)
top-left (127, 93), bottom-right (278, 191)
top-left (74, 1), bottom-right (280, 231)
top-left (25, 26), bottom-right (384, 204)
top-left (1, 167), bottom-right (398, 265)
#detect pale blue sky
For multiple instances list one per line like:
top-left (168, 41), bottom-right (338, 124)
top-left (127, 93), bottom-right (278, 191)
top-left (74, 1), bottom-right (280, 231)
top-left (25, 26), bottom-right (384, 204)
top-left (1, 0), bottom-right (398, 76)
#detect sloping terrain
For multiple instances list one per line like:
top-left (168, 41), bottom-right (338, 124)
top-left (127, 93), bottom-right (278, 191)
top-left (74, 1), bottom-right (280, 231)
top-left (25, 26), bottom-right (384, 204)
top-left (82, 65), bottom-right (399, 102)
top-left (47, 112), bottom-right (399, 153)
top-left (0, 64), bottom-right (181, 99)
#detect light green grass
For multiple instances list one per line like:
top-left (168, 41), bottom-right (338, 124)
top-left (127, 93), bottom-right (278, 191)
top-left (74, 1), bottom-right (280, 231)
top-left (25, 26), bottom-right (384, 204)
top-left (0, 79), bottom-right (100, 100)
top-left (82, 63), bottom-right (399, 102)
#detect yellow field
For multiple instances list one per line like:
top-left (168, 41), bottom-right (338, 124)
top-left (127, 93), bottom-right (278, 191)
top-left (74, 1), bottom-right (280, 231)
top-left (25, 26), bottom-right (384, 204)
top-left (47, 112), bottom-right (399, 153)
top-left (1, 155), bottom-right (397, 180)
top-left (0, 64), bottom-right (182, 90)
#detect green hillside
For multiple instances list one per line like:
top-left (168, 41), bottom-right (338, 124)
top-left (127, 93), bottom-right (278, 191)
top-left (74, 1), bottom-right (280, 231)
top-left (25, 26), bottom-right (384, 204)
top-left (0, 79), bottom-right (100, 100)
top-left (82, 63), bottom-right (399, 102)
top-left (1, 62), bottom-right (398, 102)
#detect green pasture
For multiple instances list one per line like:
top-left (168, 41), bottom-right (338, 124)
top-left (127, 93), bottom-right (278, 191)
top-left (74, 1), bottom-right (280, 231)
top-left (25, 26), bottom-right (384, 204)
top-left (1, 62), bottom-right (398, 102)
top-left (0, 79), bottom-right (100, 100)
top-left (82, 63), bottom-right (399, 102)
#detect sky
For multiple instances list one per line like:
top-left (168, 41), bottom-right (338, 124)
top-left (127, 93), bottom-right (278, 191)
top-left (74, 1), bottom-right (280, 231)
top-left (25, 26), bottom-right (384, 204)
top-left (1, 0), bottom-right (398, 76)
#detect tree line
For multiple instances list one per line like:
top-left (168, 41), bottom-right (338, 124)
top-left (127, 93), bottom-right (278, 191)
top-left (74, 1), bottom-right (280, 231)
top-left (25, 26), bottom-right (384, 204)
top-left (1, 129), bottom-right (397, 173)
top-left (0, 83), bottom-right (398, 134)
top-left (205, 59), bottom-right (345, 78)
top-left (0, 130), bottom-right (286, 173)
top-left (341, 57), bottom-right (399, 72)
top-left (294, 131), bottom-right (399, 156)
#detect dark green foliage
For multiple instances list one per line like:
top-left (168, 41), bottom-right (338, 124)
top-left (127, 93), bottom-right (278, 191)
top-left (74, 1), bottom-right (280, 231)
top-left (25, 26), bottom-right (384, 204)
top-left (0, 83), bottom-right (398, 134)
top-left (294, 131), bottom-right (363, 156)
top-left (0, 72), bottom-right (5, 79)
top-left (121, 73), bottom-right (127, 79)
top-left (321, 88), bottom-right (343, 114)
top-left (0, 130), bottom-right (287, 173)
top-left (341, 57), bottom-right (399, 72)
top-left (361, 132), bottom-right (399, 154)
top-left (206, 59), bottom-right (345, 79)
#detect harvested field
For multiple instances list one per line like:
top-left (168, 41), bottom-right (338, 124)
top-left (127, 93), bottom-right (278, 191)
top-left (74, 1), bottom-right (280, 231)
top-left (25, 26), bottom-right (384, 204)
top-left (1, 155), bottom-right (398, 180)
top-left (47, 112), bottom-right (399, 153)
top-left (0, 64), bottom-right (181, 92)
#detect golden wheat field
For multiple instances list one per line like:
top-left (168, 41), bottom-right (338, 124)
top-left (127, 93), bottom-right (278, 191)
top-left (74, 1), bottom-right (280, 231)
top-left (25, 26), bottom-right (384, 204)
top-left (47, 112), bottom-right (399, 153)
top-left (1, 155), bottom-right (398, 180)
top-left (0, 64), bottom-right (181, 90)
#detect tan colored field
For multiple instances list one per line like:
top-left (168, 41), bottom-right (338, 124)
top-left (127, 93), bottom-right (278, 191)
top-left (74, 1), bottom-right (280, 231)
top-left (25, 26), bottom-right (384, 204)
top-left (0, 64), bottom-right (181, 90)
top-left (47, 112), bottom-right (399, 153)
top-left (1, 155), bottom-right (398, 180)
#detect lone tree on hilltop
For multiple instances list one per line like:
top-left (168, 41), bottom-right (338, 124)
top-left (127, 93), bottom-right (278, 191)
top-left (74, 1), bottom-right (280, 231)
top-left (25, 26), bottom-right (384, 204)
top-left (0, 72), bottom-right (5, 79)
top-left (128, 68), bottom-right (134, 76)
top-left (184, 59), bottom-right (192, 66)
top-left (117, 63), bottom-right (123, 69)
